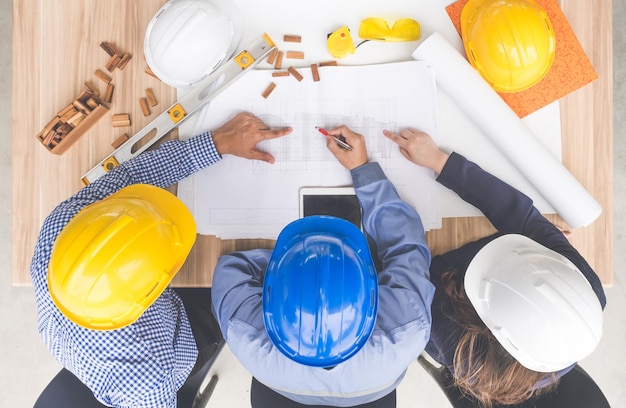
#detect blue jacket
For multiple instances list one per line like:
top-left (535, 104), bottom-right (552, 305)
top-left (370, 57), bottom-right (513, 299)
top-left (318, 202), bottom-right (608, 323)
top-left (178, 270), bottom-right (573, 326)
top-left (211, 162), bottom-right (435, 407)
top-left (425, 152), bottom-right (606, 385)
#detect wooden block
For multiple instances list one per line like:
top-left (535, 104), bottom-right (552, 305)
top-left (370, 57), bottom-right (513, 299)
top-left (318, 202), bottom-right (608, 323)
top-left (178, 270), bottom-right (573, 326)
top-left (111, 133), bottom-right (129, 149)
top-left (286, 51), bottom-right (305, 59)
top-left (40, 117), bottom-right (59, 136)
top-left (117, 53), bottom-right (132, 70)
top-left (77, 90), bottom-right (92, 101)
top-left (272, 71), bottom-right (290, 77)
top-left (319, 60), bottom-right (338, 67)
top-left (139, 97), bottom-right (151, 116)
top-left (41, 129), bottom-right (56, 148)
top-left (83, 81), bottom-right (100, 97)
top-left (67, 111), bottom-right (86, 127)
top-left (42, 129), bottom-right (57, 145)
top-left (283, 34), bottom-right (302, 43)
top-left (99, 41), bottom-right (117, 57)
top-left (55, 125), bottom-right (68, 139)
top-left (95, 69), bottom-right (111, 84)
top-left (266, 49), bottom-right (278, 65)
top-left (72, 99), bottom-right (92, 115)
top-left (85, 98), bottom-right (99, 109)
top-left (262, 82), bottom-right (277, 99)
top-left (311, 64), bottom-right (320, 82)
top-left (56, 123), bottom-right (73, 137)
top-left (105, 54), bottom-right (121, 72)
top-left (59, 106), bottom-right (79, 123)
top-left (103, 83), bottom-right (114, 103)
top-left (145, 67), bottom-right (160, 80)
top-left (274, 51), bottom-right (284, 69)
top-left (145, 88), bottom-right (158, 107)
top-left (287, 66), bottom-right (303, 82)
top-left (56, 103), bottom-right (75, 117)
top-left (111, 114), bottom-right (131, 127)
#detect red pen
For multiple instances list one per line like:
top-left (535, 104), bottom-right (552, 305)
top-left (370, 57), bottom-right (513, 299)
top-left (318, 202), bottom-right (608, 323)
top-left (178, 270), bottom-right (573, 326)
top-left (315, 126), bottom-right (352, 150)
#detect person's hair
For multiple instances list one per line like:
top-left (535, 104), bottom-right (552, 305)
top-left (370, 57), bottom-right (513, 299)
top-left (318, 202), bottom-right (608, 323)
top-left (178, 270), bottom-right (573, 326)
top-left (440, 268), bottom-right (558, 407)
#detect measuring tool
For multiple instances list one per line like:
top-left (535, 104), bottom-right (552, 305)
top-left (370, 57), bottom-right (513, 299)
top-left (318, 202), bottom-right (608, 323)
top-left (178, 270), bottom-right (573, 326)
top-left (81, 33), bottom-right (275, 185)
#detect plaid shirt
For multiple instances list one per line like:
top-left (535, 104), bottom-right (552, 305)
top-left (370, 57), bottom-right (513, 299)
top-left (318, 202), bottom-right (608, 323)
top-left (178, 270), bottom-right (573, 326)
top-left (30, 132), bottom-right (221, 407)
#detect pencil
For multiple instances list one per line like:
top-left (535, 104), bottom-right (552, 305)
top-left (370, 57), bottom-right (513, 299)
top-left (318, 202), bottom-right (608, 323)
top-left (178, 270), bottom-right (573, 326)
top-left (315, 126), bottom-right (352, 150)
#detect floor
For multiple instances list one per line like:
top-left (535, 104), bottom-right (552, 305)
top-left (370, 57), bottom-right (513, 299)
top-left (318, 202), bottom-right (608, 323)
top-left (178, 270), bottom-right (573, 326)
top-left (0, 0), bottom-right (624, 407)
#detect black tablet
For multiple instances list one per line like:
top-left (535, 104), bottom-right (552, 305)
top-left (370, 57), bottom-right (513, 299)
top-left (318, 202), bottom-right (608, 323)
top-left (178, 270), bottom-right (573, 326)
top-left (299, 187), bottom-right (362, 230)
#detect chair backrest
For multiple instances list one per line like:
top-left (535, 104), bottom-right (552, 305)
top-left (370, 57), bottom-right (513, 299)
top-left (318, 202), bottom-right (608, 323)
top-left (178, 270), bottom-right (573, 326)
top-left (180, 340), bottom-right (225, 408)
top-left (529, 364), bottom-right (610, 408)
top-left (417, 354), bottom-right (611, 408)
top-left (33, 368), bottom-right (107, 408)
top-left (34, 340), bottom-right (225, 408)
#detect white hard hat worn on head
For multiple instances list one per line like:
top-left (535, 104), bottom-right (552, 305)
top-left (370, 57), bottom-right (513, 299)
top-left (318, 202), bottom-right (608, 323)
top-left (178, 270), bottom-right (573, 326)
top-left (464, 234), bottom-right (603, 372)
top-left (144, 0), bottom-right (243, 88)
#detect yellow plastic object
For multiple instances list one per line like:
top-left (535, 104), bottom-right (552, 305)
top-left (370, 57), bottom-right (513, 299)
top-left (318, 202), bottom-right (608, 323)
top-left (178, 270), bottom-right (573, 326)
top-left (327, 26), bottom-right (356, 58)
top-left (48, 184), bottom-right (197, 331)
top-left (168, 103), bottom-right (187, 123)
top-left (358, 18), bottom-right (420, 42)
top-left (101, 156), bottom-right (119, 173)
top-left (235, 50), bottom-right (255, 69)
top-left (461, 0), bottom-right (555, 93)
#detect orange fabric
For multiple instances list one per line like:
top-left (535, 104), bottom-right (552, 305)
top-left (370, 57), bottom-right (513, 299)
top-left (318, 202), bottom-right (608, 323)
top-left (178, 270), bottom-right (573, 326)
top-left (446, 0), bottom-right (597, 118)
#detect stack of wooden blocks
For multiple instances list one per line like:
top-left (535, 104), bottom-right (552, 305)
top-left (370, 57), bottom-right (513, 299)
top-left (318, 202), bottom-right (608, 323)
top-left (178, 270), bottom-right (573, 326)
top-left (35, 89), bottom-right (109, 154)
top-left (35, 41), bottom-right (133, 155)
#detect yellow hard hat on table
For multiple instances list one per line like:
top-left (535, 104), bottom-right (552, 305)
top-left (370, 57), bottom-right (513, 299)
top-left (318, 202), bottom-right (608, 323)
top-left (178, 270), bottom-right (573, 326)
top-left (48, 184), bottom-right (197, 331)
top-left (461, 0), bottom-right (556, 93)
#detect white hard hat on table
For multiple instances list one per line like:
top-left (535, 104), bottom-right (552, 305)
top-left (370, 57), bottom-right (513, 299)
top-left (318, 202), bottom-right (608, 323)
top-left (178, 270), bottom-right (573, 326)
top-left (144, 0), bottom-right (243, 88)
top-left (464, 234), bottom-right (603, 372)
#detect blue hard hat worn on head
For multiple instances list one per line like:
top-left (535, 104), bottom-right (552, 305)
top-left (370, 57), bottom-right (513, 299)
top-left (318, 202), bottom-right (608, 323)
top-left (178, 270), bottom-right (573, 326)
top-left (263, 215), bottom-right (378, 367)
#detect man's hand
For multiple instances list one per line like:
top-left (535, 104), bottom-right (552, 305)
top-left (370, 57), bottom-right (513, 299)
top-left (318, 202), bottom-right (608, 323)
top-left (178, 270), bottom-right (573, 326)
top-left (383, 129), bottom-right (449, 173)
top-left (212, 112), bottom-right (292, 163)
top-left (326, 125), bottom-right (368, 170)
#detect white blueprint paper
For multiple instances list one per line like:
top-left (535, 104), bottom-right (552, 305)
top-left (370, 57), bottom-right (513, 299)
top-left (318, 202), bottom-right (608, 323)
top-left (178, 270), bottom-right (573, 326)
top-left (175, 0), bottom-right (566, 235)
top-left (178, 61), bottom-right (441, 238)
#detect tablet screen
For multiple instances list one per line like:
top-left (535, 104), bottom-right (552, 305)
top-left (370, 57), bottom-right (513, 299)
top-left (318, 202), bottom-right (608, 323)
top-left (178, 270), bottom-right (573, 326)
top-left (300, 187), bottom-right (362, 229)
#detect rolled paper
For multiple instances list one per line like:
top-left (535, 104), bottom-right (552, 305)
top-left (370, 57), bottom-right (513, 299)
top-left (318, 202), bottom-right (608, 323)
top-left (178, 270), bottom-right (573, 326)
top-left (411, 32), bottom-right (601, 228)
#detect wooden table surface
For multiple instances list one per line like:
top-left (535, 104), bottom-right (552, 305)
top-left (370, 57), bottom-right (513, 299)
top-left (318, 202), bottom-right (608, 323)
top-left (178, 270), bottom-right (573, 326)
top-left (11, 0), bottom-right (613, 286)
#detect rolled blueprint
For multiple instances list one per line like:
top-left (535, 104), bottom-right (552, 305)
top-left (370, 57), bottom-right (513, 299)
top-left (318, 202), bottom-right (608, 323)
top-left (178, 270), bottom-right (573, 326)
top-left (412, 32), bottom-right (601, 228)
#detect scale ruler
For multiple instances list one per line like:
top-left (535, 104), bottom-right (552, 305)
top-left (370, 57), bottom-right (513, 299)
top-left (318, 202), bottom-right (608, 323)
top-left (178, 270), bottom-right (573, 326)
top-left (81, 33), bottom-right (275, 185)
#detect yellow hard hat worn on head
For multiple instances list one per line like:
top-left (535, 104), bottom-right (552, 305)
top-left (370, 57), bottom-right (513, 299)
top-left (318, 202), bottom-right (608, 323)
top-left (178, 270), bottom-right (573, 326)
top-left (461, 0), bottom-right (556, 93)
top-left (48, 184), bottom-right (197, 331)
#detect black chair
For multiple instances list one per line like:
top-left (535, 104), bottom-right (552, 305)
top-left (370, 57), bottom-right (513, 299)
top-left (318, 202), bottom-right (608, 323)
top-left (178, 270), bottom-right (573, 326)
top-left (33, 340), bottom-right (225, 408)
top-left (417, 354), bottom-right (611, 408)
